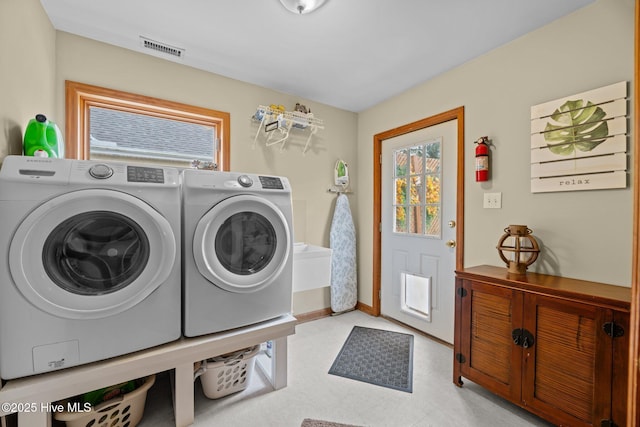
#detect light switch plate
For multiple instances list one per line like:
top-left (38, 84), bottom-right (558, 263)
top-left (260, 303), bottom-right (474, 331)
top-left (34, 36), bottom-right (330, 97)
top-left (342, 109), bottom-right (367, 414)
top-left (483, 192), bottom-right (502, 209)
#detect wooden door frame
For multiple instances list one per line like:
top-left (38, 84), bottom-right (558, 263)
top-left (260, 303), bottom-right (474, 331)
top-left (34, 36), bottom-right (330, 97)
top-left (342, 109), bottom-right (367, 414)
top-left (629, 0), bottom-right (640, 422)
top-left (367, 107), bottom-right (465, 316)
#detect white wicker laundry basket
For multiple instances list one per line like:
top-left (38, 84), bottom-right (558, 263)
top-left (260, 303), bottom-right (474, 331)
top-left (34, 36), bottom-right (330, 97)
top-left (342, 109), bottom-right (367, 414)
top-left (197, 345), bottom-right (260, 399)
top-left (54, 375), bottom-right (155, 427)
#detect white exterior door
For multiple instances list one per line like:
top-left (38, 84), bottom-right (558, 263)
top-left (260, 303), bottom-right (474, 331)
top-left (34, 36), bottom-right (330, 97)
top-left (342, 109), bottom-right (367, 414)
top-left (381, 120), bottom-right (457, 343)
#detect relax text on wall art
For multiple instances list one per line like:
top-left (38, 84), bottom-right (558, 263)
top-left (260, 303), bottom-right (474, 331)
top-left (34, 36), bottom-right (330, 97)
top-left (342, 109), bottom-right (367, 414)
top-left (530, 81), bottom-right (628, 193)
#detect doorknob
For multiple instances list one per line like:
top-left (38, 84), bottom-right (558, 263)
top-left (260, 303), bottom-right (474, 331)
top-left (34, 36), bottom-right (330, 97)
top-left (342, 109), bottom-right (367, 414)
top-left (446, 240), bottom-right (456, 248)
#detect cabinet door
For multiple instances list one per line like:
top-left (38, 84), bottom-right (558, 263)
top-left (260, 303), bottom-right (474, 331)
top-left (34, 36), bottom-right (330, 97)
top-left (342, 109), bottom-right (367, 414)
top-left (458, 280), bottom-right (523, 402)
top-left (610, 311), bottom-right (629, 426)
top-left (521, 293), bottom-right (612, 426)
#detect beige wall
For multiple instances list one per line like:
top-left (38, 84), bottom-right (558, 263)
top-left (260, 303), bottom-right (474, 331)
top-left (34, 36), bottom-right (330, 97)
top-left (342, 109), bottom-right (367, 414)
top-left (54, 32), bottom-right (358, 251)
top-left (0, 0), bottom-right (56, 159)
top-left (1, 0), bottom-right (635, 316)
top-left (356, 0), bottom-right (635, 308)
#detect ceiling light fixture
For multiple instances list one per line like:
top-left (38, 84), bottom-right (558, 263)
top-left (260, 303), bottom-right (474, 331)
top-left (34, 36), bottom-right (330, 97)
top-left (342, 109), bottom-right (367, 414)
top-left (279, 0), bottom-right (328, 15)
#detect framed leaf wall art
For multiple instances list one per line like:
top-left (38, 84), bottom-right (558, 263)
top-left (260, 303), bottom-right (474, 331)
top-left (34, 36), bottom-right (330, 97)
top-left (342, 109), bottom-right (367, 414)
top-left (530, 81), bottom-right (628, 193)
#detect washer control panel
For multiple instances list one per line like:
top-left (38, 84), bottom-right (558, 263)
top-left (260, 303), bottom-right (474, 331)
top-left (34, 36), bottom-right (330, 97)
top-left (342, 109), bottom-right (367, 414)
top-left (237, 175), bottom-right (253, 187)
top-left (127, 166), bottom-right (165, 183)
top-left (88, 164), bottom-right (114, 179)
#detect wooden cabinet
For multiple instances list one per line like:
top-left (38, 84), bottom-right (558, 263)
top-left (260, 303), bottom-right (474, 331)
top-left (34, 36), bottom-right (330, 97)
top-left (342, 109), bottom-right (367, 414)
top-left (453, 265), bottom-right (630, 427)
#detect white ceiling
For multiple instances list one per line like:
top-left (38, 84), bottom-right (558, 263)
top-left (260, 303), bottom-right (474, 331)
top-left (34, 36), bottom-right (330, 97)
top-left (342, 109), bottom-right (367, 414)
top-left (40, 0), bottom-right (596, 112)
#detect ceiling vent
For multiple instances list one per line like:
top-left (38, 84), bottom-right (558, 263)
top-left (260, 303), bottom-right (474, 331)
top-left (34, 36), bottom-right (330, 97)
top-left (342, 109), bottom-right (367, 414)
top-left (140, 36), bottom-right (184, 58)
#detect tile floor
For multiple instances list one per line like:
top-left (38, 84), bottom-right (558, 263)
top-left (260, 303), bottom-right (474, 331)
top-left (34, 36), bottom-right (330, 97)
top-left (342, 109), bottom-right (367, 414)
top-left (139, 310), bottom-right (553, 427)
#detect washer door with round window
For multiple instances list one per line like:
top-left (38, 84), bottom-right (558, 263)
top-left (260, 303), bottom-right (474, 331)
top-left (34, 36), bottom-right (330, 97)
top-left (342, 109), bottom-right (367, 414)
top-left (193, 195), bottom-right (291, 293)
top-left (9, 189), bottom-right (176, 320)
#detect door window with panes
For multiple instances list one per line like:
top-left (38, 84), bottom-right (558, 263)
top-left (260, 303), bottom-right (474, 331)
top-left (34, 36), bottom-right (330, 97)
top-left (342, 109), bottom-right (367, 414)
top-left (393, 139), bottom-right (442, 238)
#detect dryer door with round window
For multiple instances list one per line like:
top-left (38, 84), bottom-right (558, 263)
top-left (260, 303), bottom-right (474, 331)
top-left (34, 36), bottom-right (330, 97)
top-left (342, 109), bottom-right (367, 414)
top-left (193, 194), bottom-right (291, 293)
top-left (9, 189), bottom-right (177, 319)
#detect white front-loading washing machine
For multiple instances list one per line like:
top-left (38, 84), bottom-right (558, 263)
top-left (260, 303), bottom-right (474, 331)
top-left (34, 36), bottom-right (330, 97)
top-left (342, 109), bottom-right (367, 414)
top-left (181, 169), bottom-right (293, 337)
top-left (0, 156), bottom-right (181, 380)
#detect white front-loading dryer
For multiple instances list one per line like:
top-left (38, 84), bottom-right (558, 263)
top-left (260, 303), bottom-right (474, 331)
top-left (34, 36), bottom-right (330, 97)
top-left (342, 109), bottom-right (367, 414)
top-left (0, 156), bottom-right (181, 380)
top-left (181, 169), bottom-right (293, 337)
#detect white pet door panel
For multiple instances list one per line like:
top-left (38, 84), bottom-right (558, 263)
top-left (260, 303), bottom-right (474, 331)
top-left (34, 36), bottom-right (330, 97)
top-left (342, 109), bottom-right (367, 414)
top-left (401, 272), bottom-right (431, 321)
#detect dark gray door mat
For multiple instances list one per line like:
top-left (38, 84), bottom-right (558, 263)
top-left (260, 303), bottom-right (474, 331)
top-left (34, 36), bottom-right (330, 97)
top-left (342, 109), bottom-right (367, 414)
top-left (328, 326), bottom-right (414, 393)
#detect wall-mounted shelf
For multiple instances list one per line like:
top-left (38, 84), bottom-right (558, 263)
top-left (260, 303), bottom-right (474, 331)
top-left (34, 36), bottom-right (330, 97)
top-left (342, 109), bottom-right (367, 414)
top-left (328, 185), bottom-right (352, 194)
top-left (252, 105), bottom-right (324, 154)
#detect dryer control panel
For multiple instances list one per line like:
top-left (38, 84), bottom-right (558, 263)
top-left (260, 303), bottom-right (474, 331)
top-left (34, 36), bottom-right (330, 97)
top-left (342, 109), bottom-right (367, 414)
top-left (183, 169), bottom-right (289, 193)
top-left (233, 175), bottom-right (286, 190)
top-left (259, 176), bottom-right (284, 190)
top-left (237, 175), bottom-right (253, 187)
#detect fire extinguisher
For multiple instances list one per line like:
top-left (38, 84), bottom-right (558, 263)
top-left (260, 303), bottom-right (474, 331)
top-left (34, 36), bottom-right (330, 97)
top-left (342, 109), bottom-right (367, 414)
top-left (474, 136), bottom-right (490, 182)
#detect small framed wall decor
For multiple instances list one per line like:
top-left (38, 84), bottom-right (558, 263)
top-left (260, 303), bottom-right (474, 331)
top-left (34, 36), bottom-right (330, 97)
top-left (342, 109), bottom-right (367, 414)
top-left (530, 81), bottom-right (628, 193)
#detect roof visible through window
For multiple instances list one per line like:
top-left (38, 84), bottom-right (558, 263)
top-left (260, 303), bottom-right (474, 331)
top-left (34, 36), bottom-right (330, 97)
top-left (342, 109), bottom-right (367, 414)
top-left (90, 107), bottom-right (215, 163)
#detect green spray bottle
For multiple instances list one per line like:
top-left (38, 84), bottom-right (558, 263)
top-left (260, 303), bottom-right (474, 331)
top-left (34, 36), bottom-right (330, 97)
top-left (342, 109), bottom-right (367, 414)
top-left (23, 114), bottom-right (64, 158)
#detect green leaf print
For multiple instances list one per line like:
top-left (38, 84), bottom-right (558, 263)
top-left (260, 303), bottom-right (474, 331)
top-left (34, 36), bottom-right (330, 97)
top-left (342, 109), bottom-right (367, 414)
top-left (544, 99), bottom-right (609, 156)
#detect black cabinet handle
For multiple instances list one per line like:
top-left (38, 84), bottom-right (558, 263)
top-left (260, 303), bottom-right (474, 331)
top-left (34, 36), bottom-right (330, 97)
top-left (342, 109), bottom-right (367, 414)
top-left (512, 328), bottom-right (535, 348)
